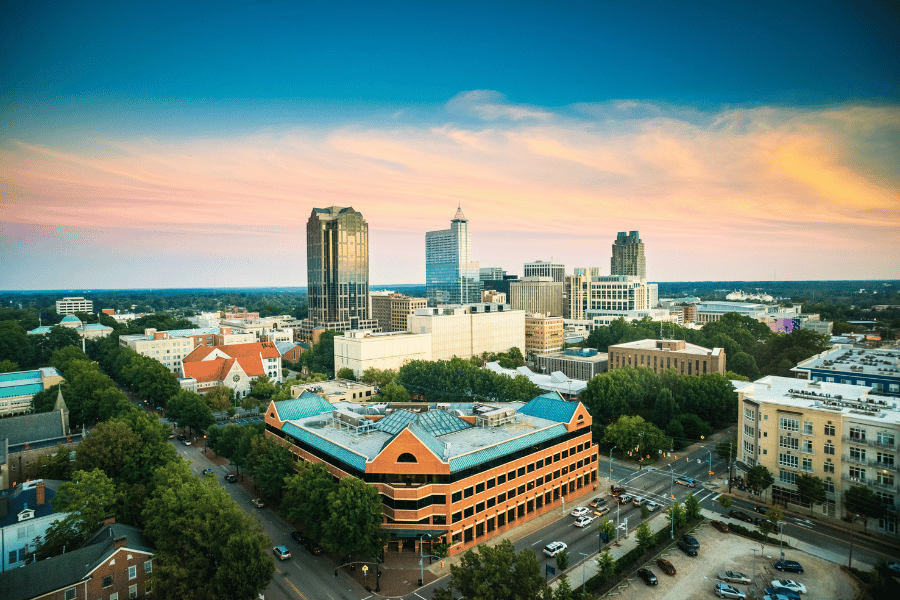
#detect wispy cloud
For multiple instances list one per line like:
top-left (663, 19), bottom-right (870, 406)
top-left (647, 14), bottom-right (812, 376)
top-left (2, 92), bottom-right (898, 288)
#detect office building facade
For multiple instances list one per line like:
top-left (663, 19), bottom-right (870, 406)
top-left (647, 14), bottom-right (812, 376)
top-left (426, 207), bottom-right (482, 306)
top-left (524, 314), bottom-right (564, 355)
top-left (610, 231), bottom-right (646, 278)
top-left (608, 339), bottom-right (726, 376)
top-left (55, 297), bottom-right (93, 315)
top-left (408, 304), bottom-right (525, 361)
top-left (510, 277), bottom-right (564, 317)
top-left (524, 261), bottom-right (565, 283)
top-left (536, 348), bottom-right (608, 381)
top-left (370, 293), bottom-right (428, 333)
top-left (334, 330), bottom-right (433, 378)
top-left (565, 267), bottom-right (601, 319)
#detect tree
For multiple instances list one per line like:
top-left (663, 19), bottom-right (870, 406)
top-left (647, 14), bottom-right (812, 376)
top-left (635, 521), bottom-right (653, 549)
top-left (602, 415), bottom-right (671, 466)
top-left (0, 358), bottom-right (19, 373)
top-left (38, 468), bottom-right (119, 558)
top-left (167, 389), bottom-right (215, 435)
top-left (74, 420), bottom-right (142, 481)
top-left (49, 345), bottom-right (90, 375)
top-left (555, 548), bottom-right (569, 572)
top-left (759, 505), bottom-right (784, 540)
top-left (666, 501), bottom-right (686, 531)
top-left (283, 461), bottom-right (338, 542)
top-left (30, 383), bottom-right (62, 413)
top-left (0, 320), bottom-right (35, 369)
top-left (796, 474), bottom-right (827, 513)
top-left (598, 516), bottom-right (615, 543)
top-left (380, 380), bottom-right (411, 403)
top-left (250, 374), bottom-right (276, 400)
top-left (844, 485), bottom-right (886, 533)
top-left (26, 443), bottom-right (74, 481)
top-left (321, 477), bottom-right (387, 558)
top-left (359, 367), bottom-right (396, 387)
top-left (716, 434), bottom-right (737, 461)
top-left (595, 548), bottom-right (616, 583)
top-left (728, 352), bottom-right (759, 380)
top-left (641, 503), bottom-right (650, 520)
top-left (336, 367), bottom-right (356, 380)
top-left (248, 436), bottom-right (294, 502)
top-left (433, 539), bottom-right (547, 600)
top-left (651, 388), bottom-right (678, 428)
top-left (206, 385), bottom-right (234, 412)
top-left (684, 493), bottom-right (702, 521)
top-left (553, 575), bottom-right (575, 600)
top-left (716, 495), bottom-right (733, 510)
top-left (746, 465), bottom-right (775, 495)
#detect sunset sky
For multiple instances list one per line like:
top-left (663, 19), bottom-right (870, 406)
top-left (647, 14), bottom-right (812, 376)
top-left (2, 1), bottom-right (898, 290)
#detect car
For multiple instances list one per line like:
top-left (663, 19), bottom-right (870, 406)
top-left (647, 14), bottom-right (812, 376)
top-left (656, 558), bottom-right (676, 575)
top-left (729, 509), bottom-right (754, 523)
top-left (637, 568), bottom-right (658, 585)
top-left (753, 505), bottom-right (769, 514)
top-left (290, 531), bottom-right (308, 545)
top-left (202, 468), bottom-right (214, 476)
top-left (764, 588), bottom-right (801, 600)
top-left (715, 583), bottom-right (746, 599)
top-left (645, 501), bottom-right (660, 512)
top-left (570, 507), bottom-right (589, 518)
top-left (676, 540), bottom-right (698, 556)
top-left (589, 496), bottom-right (608, 508)
top-left (618, 494), bottom-right (632, 504)
top-left (574, 515), bottom-right (594, 528)
top-left (632, 496), bottom-right (648, 507)
top-left (719, 570), bottom-right (751, 584)
top-left (888, 562), bottom-right (900, 573)
top-left (764, 595), bottom-right (797, 600)
top-left (273, 545), bottom-right (291, 560)
top-left (610, 486), bottom-right (626, 496)
top-left (593, 505), bottom-right (610, 516)
top-left (675, 477), bottom-right (695, 487)
top-left (182, 438), bottom-right (192, 446)
top-left (251, 498), bottom-right (265, 508)
top-left (305, 540), bottom-right (324, 555)
top-left (681, 534), bottom-right (699, 548)
top-left (770, 579), bottom-right (806, 593)
top-left (224, 473), bottom-right (237, 483)
top-left (773, 560), bottom-right (805, 574)
top-left (711, 520), bottom-right (730, 533)
top-left (543, 541), bottom-right (567, 557)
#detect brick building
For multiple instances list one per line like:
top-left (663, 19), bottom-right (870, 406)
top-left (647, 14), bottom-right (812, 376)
top-left (607, 339), bottom-right (726, 376)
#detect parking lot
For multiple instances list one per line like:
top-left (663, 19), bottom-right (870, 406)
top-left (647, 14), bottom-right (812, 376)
top-left (606, 520), bottom-right (860, 600)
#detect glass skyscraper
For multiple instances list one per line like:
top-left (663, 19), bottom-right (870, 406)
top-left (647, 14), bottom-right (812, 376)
top-left (426, 207), bottom-right (482, 306)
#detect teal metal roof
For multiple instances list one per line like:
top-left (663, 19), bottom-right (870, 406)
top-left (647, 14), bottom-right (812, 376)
top-left (275, 392), bottom-right (334, 421)
top-left (517, 392), bottom-right (578, 423)
top-left (27, 326), bottom-right (53, 334)
top-left (407, 422), bottom-right (446, 459)
top-left (0, 371), bottom-right (40, 383)
top-left (376, 408), bottom-right (469, 437)
top-left (448, 423), bottom-right (568, 472)
top-left (60, 315), bottom-right (81, 323)
top-left (0, 383), bottom-right (42, 399)
top-left (282, 421), bottom-right (368, 471)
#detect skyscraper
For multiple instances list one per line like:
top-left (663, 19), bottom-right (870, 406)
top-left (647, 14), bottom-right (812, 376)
top-left (300, 206), bottom-right (380, 340)
top-left (610, 231), bottom-right (646, 278)
top-left (425, 207), bottom-right (482, 306)
top-left (523, 261), bottom-right (565, 283)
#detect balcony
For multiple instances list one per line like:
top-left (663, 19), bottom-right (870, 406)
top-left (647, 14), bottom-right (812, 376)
top-left (842, 436), bottom-right (896, 451)
top-left (842, 435), bottom-right (868, 445)
top-left (841, 473), bottom-right (867, 484)
top-left (843, 454), bottom-right (868, 467)
top-left (871, 479), bottom-right (898, 493)
top-left (869, 460), bottom-right (898, 472)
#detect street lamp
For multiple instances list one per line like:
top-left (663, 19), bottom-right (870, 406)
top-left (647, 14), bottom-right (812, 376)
top-left (848, 514), bottom-right (860, 568)
top-left (579, 552), bottom-right (588, 596)
top-left (665, 464), bottom-right (675, 538)
top-left (418, 533), bottom-right (431, 586)
top-left (609, 446), bottom-right (617, 482)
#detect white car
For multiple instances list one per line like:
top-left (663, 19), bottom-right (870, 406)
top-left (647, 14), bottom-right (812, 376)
top-left (719, 570), bottom-right (752, 584)
top-left (574, 515), bottom-right (594, 528)
top-left (645, 501), bottom-right (660, 512)
top-left (543, 541), bottom-right (567, 557)
top-left (715, 583), bottom-right (746, 599)
top-left (769, 580), bottom-right (807, 594)
top-left (570, 507), bottom-right (590, 518)
top-left (632, 496), bottom-right (646, 507)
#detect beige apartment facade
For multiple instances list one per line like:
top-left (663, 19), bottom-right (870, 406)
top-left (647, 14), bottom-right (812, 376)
top-left (370, 293), bottom-right (428, 332)
top-left (565, 267), bottom-right (600, 319)
top-left (510, 277), bottom-right (564, 317)
top-left (524, 314), bottom-right (564, 355)
top-left (55, 296), bottom-right (93, 315)
top-left (737, 376), bottom-right (898, 536)
top-left (408, 304), bottom-right (526, 361)
top-left (608, 339), bottom-right (726, 376)
top-left (119, 329), bottom-right (196, 374)
top-left (334, 330), bottom-right (433, 377)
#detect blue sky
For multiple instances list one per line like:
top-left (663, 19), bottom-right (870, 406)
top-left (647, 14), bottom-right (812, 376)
top-left (2, 1), bottom-right (898, 289)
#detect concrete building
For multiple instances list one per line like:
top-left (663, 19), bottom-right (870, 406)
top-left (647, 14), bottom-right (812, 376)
top-left (584, 308), bottom-right (678, 328)
top-left (524, 314), bottom-right (564, 355)
top-left (28, 316), bottom-right (114, 340)
top-left (482, 275), bottom-right (519, 301)
top-left (608, 339), bottom-right (726, 376)
top-left (290, 379), bottom-right (377, 403)
top-left (485, 364), bottom-right (587, 400)
top-left (479, 267), bottom-right (505, 282)
top-left (265, 391), bottom-right (598, 556)
top-left (565, 267), bottom-right (601, 320)
top-left (370, 293), bottom-right (428, 333)
top-left (300, 206), bottom-right (380, 341)
top-left (0, 368), bottom-right (64, 417)
top-left (736, 376), bottom-right (898, 535)
top-left (0, 480), bottom-right (65, 572)
top-left (792, 346), bottom-right (900, 396)
top-left (408, 304), bottom-right (526, 361)
top-left (120, 328), bottom-right (215, 374)
top-left (510, 277), bottom-right (564, 317)
top-left (524, 261), bottom-right (565, 283)
top-left (536, 348), bottom-right (608, 381)
top-left (610, 231), bottom-right (646, 278)
top-left (587, 275), bottom-right (657, 313)
top-left (694, 301), bottom-right (772, 324)
top-left (334, 330), bottom-right (433, 378)
top-left (180, 341), bottom-right (282, 397)
top-left (426, 207), bottom-right (482, 306)
top-left (54, 297), bottom-right (92, 315)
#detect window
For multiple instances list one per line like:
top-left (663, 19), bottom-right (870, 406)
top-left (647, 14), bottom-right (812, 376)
top-left (527, 462), bottom-right (535, 473)
top-left (823, 462), bottom-right (835, 474)
top-left (803, 421), bottom-right (813, 435)
top-left (475, 502), bottom-right (485, 513)
top-left (743, 440), bottom-right (754, 454)
top-left (878, 431), bottom-right (896, 447)
top-left (849, 427), bottom-right (866, 441)
top-left (877, 452), bottom-right (895, 467)
top-left (475, 482), bottom-right (485, 494)
top-left (744, 424), bottom-right (755, 437)
top-left (877, 472), bottom-right (895, 486)
top-left (129, 584), bottom-right (138, 599)
top-left (780, 418), bottom-right (799, 432)
top-left (824, 480), bottom-right (834, 493)
top-left (452, 511), bottom-right (462, 523)
top-left (876, 491), bottom-right (895, 506)
top-left (802, 440), bottom-right (813, 454)
top-left (850, 447), bottom-right (866, 462)
top-left (517, 466), bottom-right (525, 477)
top-left (486, 477), bottom-right (495, 489)
top-left (518, 484), bottom-right (525, 495)
top-left (464, 506), bottom-right (473, 518)
top-left (128, 565), bottom-right (137, 579)
top-left (802, 458), bottom-right (813, 472)
top-left (464, 487), bottom-right (474, 499)
top-left (849, 466), bottom-right (866, 482)
top-left (498, 491), bottom-right (506, 503)
top-left (824, 443), bottom-right (835, 455)
top-left (103, 575), bottom-right (114, 588)
top-left (65, 588), bottom-right (76, 600)
top-left (824, 424), bottom-right (835, 436)
top-left (110, 592), bottom-right (119, 600)
top-left (452, 491), bottom-right (462, 503)
top-left (487, 497), bottom-right (496, 508)
top-left (508, 470), bottom-right (516, 481)
top-left (744, 407), bottom-right (755, 421)
top-left (779, 470), bottom-right (796, 485)
top-left (508, 487), bottom-right (516, 499)
top-left (779, 453), bottom-right (798, 469)
top-left (497, 473), bottom-right (506, 485)
top-left (779, 436), bottom-right (799, 450)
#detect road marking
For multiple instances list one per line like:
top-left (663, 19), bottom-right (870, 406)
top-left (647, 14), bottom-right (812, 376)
top-left (710, 493), bottom-right (721, 502)
top-left (414, 594), bottom-right (426, 599)
top-left (272, 565), bottom-right (308, 599)
top-left (531, 539), bottom-right (543, 546)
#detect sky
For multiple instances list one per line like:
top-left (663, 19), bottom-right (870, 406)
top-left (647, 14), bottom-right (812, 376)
top-left (2, 0), bottom-right (899, 290)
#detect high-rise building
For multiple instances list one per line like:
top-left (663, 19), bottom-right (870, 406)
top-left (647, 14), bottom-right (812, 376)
top-left (300, 206), bottom-right (380, 340)
top-left (479, 267), bottom-right (506, 282)
top-left (426, 207), bottom-right (482, 306)
top-left (524, 261), bottom-right (565, 283)
top-left (370, 292), bottom-right (428, 332)
top-left (610, 231), bottom-right (646, 278)
top-left (565, 267), bottom-right (600, 319)
top-left (510, 277), bottom-right (564, 316)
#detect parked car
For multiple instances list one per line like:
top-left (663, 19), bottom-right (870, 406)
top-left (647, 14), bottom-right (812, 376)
top-left (764, 588), bottom-right (801, 600)
top-left (645, 501), bottom-right (660, 512)
top-left (202, 468), bottom-right (214, 476)
top-left (656, 558), bottom-right (676, 575)
top-left (590, 496), bottom-right (608, 508)
top-left (305, 540), bottom-right (324, 555)
top-left (764, 594), bottom-right (796, 600)
top-left (632, 496), bottom-right (646, 507)
top-left (719, 570), bottom-right (751, 584)
top-left (543, 541), bottom-right (567, 557)
top-left (637, 568), bottom-right (658, 585)
top-left (711, 520), bottom-right (730, 533)
top-left (273, 545), bottom-right (291, 561)
top-left (182, 438), bottom-right (192, 446)
top-left (593, 505), bottom-right (610, 517)
top-left (570, 507), bottom-right (589, 518)
top-left (715, 583), bottom-right (746, 599)
top-left (224, 473), bottom-right (237, 483)
top-left (618, 494), bottom-right (632, 504)
top-left (729, 509), bottom-right (754, 523)
top-left (675, 477), bottom-right (695, 487)
top-left (290, 531), bottom-right (308, 545)
top-left (610, 486), bottom-right (626, 496)
top-left (769, 579), bottom-right (806, 593)
top-left (676, 540), bottom-right (698, 556)
top-left (251, 498), bottom-right (265, 508)
top-left (753, 505), bottom-right (769, 514)
top-left (574, 515), bottom-right (594, 528)
top-left (773, 560), bottom-right (805, 574)
top-left (681, 534), bottom-right (699, 548)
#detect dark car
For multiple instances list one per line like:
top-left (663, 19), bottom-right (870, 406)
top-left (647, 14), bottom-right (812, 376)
top-left (306, 540), bottom-right (324, 555)
top-left (711, 520), bottom-right (730, 533)
top-left (729, 509), bottom-right (754, 523)
top-left (637, 568), bottom-right (658, 585)
top-left (676, 540), bottom-right (698, 556)
top-left (656, 558), bottom-right (676, 575)
top-left (681, 534), bottom-right (699, 548)
top-left (753, 505), bottom-right (769, 514)
top-left (590, 496), bottom-right (608, 508)
top-left (224, 473), bottom-right (236, 483)
top-left (610, 486), bottom-right (626, 496)
top-left (764, 587), bottom-right (801, 600)
top-left (290, 531), bottom-right (309, 546)
top-left (773, 560), bottom-right (804, 573)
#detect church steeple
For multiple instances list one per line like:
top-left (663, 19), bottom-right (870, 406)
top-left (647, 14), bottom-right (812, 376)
top-left (54, 387), bottom-right (70, 435)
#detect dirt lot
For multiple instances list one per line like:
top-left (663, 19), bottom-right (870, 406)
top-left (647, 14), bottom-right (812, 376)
top-left (607, 521), bottom-right (860, 600)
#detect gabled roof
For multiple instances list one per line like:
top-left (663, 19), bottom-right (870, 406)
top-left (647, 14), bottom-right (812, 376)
top-left (274, 392), bottom-right (333, 421)
top-left (0, 411), bottom-right (69, 448)
top-left (183, 341), bottom-right (280, 381)
top-left (517, 391), bottom-right (578, 423)
top-left (0, 480), bottom-right (62, 528)
top-left (182, 358), bottom-right (237, 383)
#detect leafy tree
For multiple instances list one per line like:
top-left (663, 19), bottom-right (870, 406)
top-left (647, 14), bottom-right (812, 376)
top-left (283, 461), bottom-right (338, 542)
top-left (250, 374), bottom-right (276, 400)
top-left (598, 516), bottom-right (615, 542)
top-left (321, 476), bottom-right (387, 558)
top-left (555, 548), bottom-right (569, 572)
top-left (30, 383), bottom-right (62, 413)
top-left (359, 367), bottom-right (396, 387)
top-left (433, 538), bottom-right (547, 600)
top-left (728, 352), bottom-right (759, 379)
top-left (40, 325), bottom-right (83, 359)
top-left (640, 503), bottom-right (650, 520)
top-left (716, 434), bottom-right (737, 461)
top-left (380, 380), bottom-right (411, 403)
top-left (602, 415), bottom-right (671, 466)
top-left (74, 420), bottom-right (142, 481)
top-left (37, 468), bottom-right (119, 558)
top-left (26, 443), bottom-right (74, 480)
top-left (635, 521), bottom-right (653, 549)
top-left (716, 495), bottom-right (733, 510)
top-left (248, 436), bottom-right (294, 502)
top-left (746, 465), bottom-right (775, 494)
top-left (205, 385), bottom-right (234, 412)
top-left (0, 320), bottom-right (35, 368)
top-left (336, 367), bottom-right (356, 380)
top-left (684, 493), bottom-right (702, 520)
top-left (759, 505), bottom-right (784, 540)
top-left (651, 388), bottom-right (678, 429)
top-left (666, 501), bottom-right (686, 530)
top-left (166, 389), bottom-right (215, 435)
top-left (595, 548), bottom-right (616, 582)
top-left (0, 358), bottom-right (19, 373)
top-left (844, 485), bottom-right (886, 533)
top-left (672, 413), bottom-right (713, 441)
top-left (796, 474), bottom-right (827, 513)
top-left (553, 575), bottom-right (575, 600)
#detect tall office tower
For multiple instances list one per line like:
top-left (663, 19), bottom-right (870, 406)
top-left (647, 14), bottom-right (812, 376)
top-left (610, 231), bottom-right (646, 278)
top-left (510, 277), bottom-right (565, 316)
top-left (565, 267), bottom-right (601, 319)
top-left (523, 261), bottom-right (565, 283)
top-left (479, 267), bottom-right (506, 282)
top-left (301, 207), bottom-right (380, 340)
top-left (426, 207), bottom-right (482, 306)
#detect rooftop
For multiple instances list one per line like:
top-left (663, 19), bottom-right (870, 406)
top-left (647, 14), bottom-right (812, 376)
top-left (485, 363), bottom-right (588, 395)
top-left (609, 338), bottom-right (720, 356)
top-left (793, 346), bottom-right (900, 378)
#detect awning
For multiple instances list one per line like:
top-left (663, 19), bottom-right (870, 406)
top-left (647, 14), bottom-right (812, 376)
top-left (384, 529), bottom-right (448, 540)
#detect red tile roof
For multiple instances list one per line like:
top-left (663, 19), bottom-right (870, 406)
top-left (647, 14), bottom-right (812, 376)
top-left (182, 342), bottom-right (279, 383)
top-left (183, 358), bottom-right (236, 383)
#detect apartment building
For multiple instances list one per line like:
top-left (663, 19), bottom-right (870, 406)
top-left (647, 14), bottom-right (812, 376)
top-left (407, 304), bottom-right (525, 361)
top-left (334, 330), bottom-right (433, 378)
top-left (265, 391), bottom-right (598, 557)
top-left (510, 277), bottom-right (564, 317)
top-left (565, 267), bottom-right (601, 320)
top-left (608, 339), bottom-right (726, 376)
top-left (793, 346), bottom-right (900, 397)
top-left (119, 328), bottom-right (198, 374)
top-left (370, 293), bottom-right (428, 333)
top-left (524, 314), bottom-right (564, 355)
top-left (55, 296), bottom-right (92, 315)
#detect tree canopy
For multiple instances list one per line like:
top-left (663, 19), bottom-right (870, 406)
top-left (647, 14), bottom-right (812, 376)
top-left (396, 357), bottom-right (542, 403)
top-left (433, 539), bottom-right (548, 600)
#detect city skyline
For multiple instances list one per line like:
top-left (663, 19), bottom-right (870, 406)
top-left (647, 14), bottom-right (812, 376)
top-left (2, 1), bottom-right (898, 290)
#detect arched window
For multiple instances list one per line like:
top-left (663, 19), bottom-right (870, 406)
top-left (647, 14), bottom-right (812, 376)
top-left (397, 453), bottom-right (418, 463)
